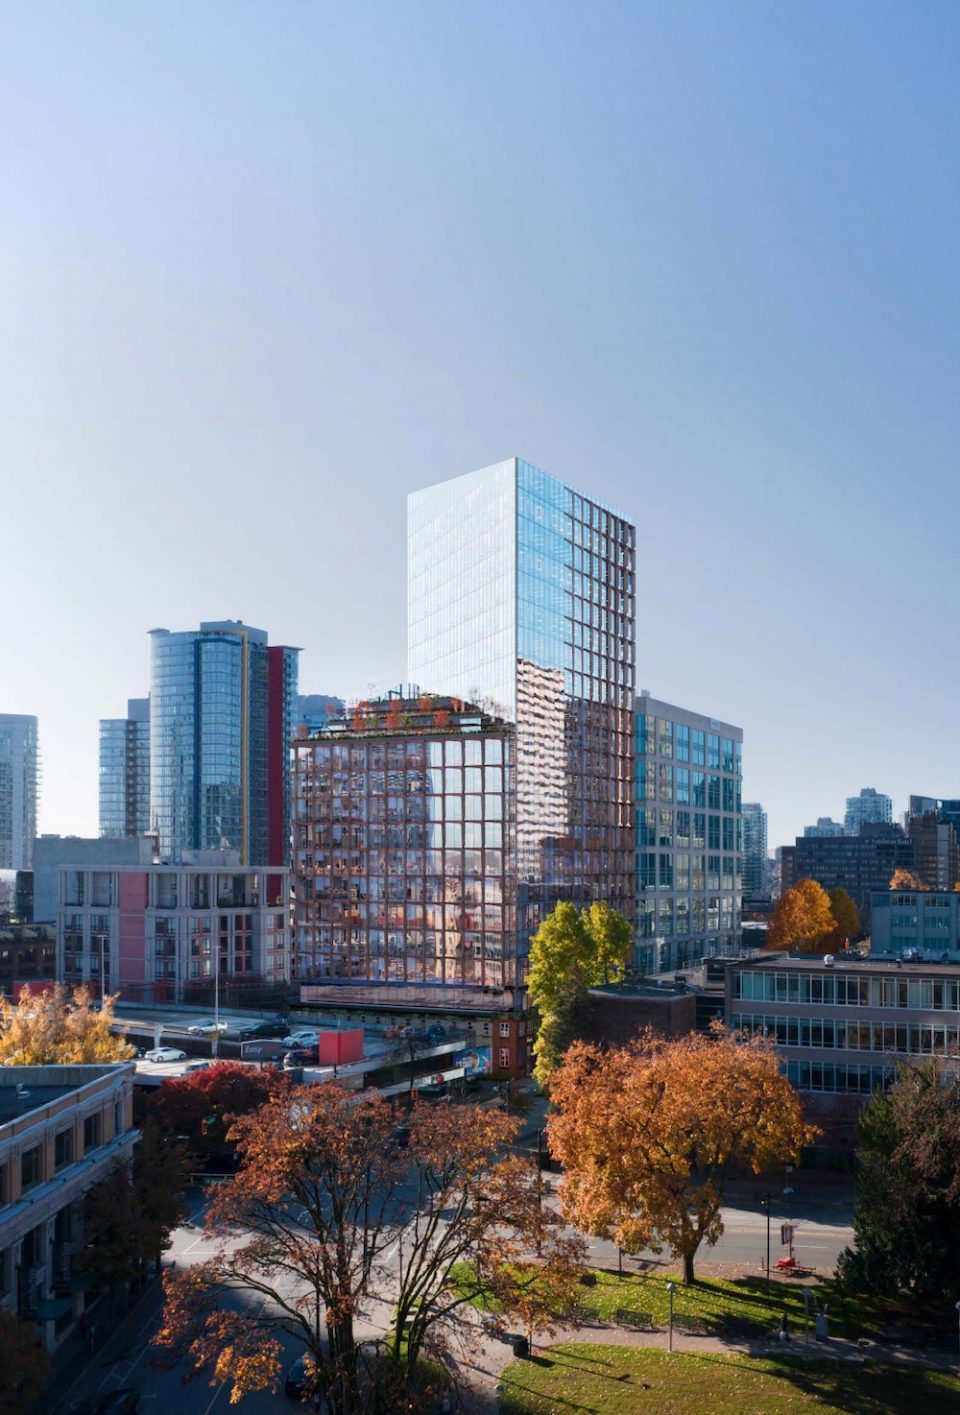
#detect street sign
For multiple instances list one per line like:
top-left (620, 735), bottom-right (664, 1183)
top-left (780, 1223), bottom-right (795, 1245)
top-left (241, 1040), bottom-right (285, 1061)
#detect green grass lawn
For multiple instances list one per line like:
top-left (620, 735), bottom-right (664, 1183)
top-left (448, 1262), bottom-right (891, 1342)
top-left (500, 1344), bottom-right (960, 1414)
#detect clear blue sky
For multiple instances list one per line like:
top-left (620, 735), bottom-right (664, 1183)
top-left (3, 2), bottom-right (958, 851)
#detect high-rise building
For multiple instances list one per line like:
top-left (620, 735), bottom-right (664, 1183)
top-left (149, 621), bottom-right (299, 865)
top-left (781, 822), bottom-right (912, 918)
top-left (98, 698), bottom-right (150, 839)
top-left (0, 714), bottom-right (38, 870)
top-left (635, 694), bottom-right (742, 970)
top-left (741, 802), bottom-right (768, 899)
top-left (803, 817), bottom-right (845, 838)
top-left (407, 458), bottom-right (636, 977)
top-left (844, 788), bottom-right (892, 836)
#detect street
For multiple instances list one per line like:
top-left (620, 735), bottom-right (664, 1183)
top-left (55, 1173), bottom-right (853, 1411)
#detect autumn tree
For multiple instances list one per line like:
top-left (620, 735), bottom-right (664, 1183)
top-left (826, 887), bottom-right (860, 946)
top-left (0, 984), bottom-right (134, 1064)
top-left (0, 1310), bottom-right (48, 1413)
top-left (145, 1059), bottom-right (274, 1157)
top-left (387, 1104), bottom-right (584, 1379)
top-left (837, 1058), bottom-right (960, 1308)
top-left (548, 1026), bottom-right (815, 1285)
top-left (889, 868), bottom-right (929, 891)
top-left (767, 878), bottom-right (835, 952)
top-left (527, 900), bottom-right (633, 1087)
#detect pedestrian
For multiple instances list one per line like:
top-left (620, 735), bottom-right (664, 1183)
top-left (778, 1312), bottom-right (790, 1342)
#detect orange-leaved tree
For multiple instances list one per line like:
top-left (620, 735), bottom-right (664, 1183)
top-left (548, 1027), bottom-right (815, 1285)
top-left (768, 877), bottom-right (835, 952)
top-left (0, 984), bottom-right (134, 1064)
top-left (389, 1103), bottom-right (584, 1373)
top-left (889, 868), bottom-right (929, 891)
top-left (826, 887), bottom-right (860, 946)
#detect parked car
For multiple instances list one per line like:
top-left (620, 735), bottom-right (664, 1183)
top-left (93, 1388), bottom-right (140, 1413)
top-left (187, 1019), bottom-right (229, 1036)
top-left (144, 1047), bottom-right (187, 1063)
top-left (282, 1029), bottom-right (320, 1049)
top-left (185, 1060), bottom-right (211, 1073)
top-left (239, 1021), bottom-right (289, 1040)
top-left (282, 1045), bottom-right (318, 1065)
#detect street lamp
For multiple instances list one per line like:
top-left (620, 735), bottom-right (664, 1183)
top-left (759, 1192), bottom-right (774, 1292)
top-left (803, 1286), bottom-right (812, 1349)
top-left (666, 1280), bottom-right (676, 1351)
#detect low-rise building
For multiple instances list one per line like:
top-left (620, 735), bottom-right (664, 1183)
top-left (727, 953), bottom-right (960, 1104)
top-left (0, 923), bottom-right (56, 997)
top-left (870, 888), bottom-right (960, 959)
top-left (0, 1063), bottom-right (138, 1349)
top-left (45, 838), bottom-right (288, 1003)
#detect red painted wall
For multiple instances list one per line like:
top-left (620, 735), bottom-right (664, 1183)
top-left (118, 872), bottom-right (148, 985)
top-left (317, 1029), bottom-right (364, 1065)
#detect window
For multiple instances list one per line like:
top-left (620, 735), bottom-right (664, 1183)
top-left (499, 1022), bottom-right (511, 1037)
top-left (54, 1130), bottom-right (73, 1171)
top-left (83, 1113), bottom-right (101, 1152)
top-left (21, 1146), bottom-right (42, 1191)
top-left (498, 1048), bottom-right (511, 1069)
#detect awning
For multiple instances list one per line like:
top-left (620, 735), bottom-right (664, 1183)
top-left (36, 1296), bottom-right (73, 1319)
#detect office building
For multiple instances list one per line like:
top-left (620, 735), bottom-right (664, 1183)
top-left (0, 715), bottom-right (38, 871)
top-left (741, 802), bottom-right (768, 900)
top-left (292, 695), bottom-right (514, 990)
top-left (907, 812), bottom-right (959, 891)
top-left (98, 698), bottom-right (150, 839)
top-left (407, 458), bottom-right (636, 977)
top-left (0, 923), bottom-right (57, 998)
top-left (871, 888), bottom-right (960, 958)
top-left (728, 953), bottom-right (960, 1104)
top-left (844, 787), bottom-right (892, 836)
top-left (50, 837), bottom-right (288, 1002)
top-left (149, 621), bottom-right (299, 866)
top-left (781, 823), bottom-right (913, 919)
top-left (803, 817), bottom-right (844, 838)
top-left (636, 695), bottom-right (742, 971)
top-left (0, 1062), bottom-right (138, 1350)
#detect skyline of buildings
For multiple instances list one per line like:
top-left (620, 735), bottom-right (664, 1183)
top-left (844, 786), bottom-right (893, 836)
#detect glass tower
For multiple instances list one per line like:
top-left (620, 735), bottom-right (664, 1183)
top-left (408, 458), bottom-right (636, 980)
top-left (99, 698), bottom-right (150, 839)
top-left (0, 714), bottom-right (38, 870)
top-left (150, 622), bottom-right (291, 863)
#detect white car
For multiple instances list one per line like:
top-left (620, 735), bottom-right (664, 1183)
top-left (282, 1029), bottom-right (319, 1049)
top-left (187, 1019), bottom-right (229, 1036)
top-left (144, 1047), bottom-right (187, 1063)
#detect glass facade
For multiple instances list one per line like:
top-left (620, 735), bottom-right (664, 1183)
top-left (98, 698), bottom-right (150, 839)
top-left (150, 622), bottom-right (273, 863)
top-left (636, 698), bottom-right (742, 970)
top-left (407, 458), bottom-right (636, 981)
top-left (0, 714), bottom-right (38, 870)
top-left (292, 699), bottom-right (513, 988)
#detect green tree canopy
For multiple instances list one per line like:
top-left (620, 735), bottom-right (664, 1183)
top-left (837, 1059), bottom-right (960, 1308)
top-left (527, 901), bottom-right (633, 1087)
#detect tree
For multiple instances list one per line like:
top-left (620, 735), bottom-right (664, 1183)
top-left (548, 1026), bottom-right (815, 1285)
top-left (767, 878), bottom-right (835, 952)
top-left (826, 887), bottom-right (859, 945)
top-left (387, 1104), bottom-right (583, 1379)
top-left (145, 1059), bottom-right (274, 1156)
top-left (0, 984), bottom-right (134, 1064)
top-left (155, 1086), bottom-right (584, 1413)
top-left (889, 868), bottom-right (929, 891)
top-left (385, 1022), bottom-right (436, 1095)
top-left (837, 1059), bottom-right (960, 1307)
top-left (0, 1310), bottom-right (48, 1413)
top-left (527, 901), bottom-right (633, 1087)
top-left (82, 1122), bottom-right (190, 1297)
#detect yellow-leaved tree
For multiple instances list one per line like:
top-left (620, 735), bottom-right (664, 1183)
top-left (889, 868), bottom-right (928, 892)
top-left (548, 1026), bottom-right (816, 1285)
top-left (768, 877), bottom-right (835, 952)
top-left (0, 985), bottom-right (135, 1065)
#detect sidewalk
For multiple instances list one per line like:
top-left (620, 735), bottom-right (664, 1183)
top-left (41, 1275), bottom-right (166, 1413)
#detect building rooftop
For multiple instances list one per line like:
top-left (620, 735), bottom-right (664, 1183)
top-left (0, 1065), bottom-right (132, 1129)
top-left (733, 952), bottom-right (960, 976)
top-left (297, 695), bottom-right (509, 740)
